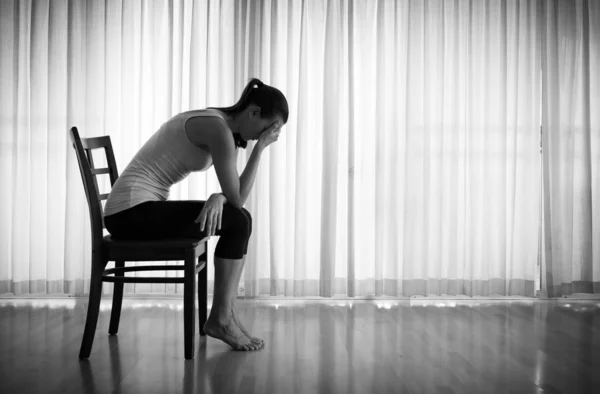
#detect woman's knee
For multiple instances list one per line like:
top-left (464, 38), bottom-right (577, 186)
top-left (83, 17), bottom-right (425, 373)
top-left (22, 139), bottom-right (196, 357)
top-left (223, 204), bottom-right (251, 238)
top-left (214, 206), bottom-right (251, 259)
top-left (241, 207), bottom-right (252, 237)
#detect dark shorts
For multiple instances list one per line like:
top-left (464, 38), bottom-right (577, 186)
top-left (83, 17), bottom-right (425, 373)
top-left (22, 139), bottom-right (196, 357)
top-left (104, 201), bottom-right (252, 259)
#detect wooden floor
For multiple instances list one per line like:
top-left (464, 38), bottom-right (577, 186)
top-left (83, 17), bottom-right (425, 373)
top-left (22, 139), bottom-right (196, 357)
top-left (1, 297), bottom-right (599, 394)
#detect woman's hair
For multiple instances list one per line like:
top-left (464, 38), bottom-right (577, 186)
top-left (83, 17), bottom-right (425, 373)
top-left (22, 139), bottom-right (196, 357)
top-left (209, 78), bottom-right (289, 148)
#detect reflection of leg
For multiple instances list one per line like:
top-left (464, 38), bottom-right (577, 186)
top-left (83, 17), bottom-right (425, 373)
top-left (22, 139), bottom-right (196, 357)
top-left (203, 256), bottom-right (262, 351)
top-left (231, 255), bottom-right (264, 346)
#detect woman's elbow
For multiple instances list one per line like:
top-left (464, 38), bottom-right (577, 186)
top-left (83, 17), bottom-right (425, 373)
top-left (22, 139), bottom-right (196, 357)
top-left (227, 196), bottom-right (243, 209)
top-left (231, 202), bottom-right (243, 210)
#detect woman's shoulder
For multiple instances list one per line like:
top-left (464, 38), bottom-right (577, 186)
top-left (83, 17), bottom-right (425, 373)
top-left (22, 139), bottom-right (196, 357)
top-left (184, 110), bottom-right (233, 150)
top-left (180, 108), bottom-right (225, 120)
top-left (184, 109), bottom-right (229, 134)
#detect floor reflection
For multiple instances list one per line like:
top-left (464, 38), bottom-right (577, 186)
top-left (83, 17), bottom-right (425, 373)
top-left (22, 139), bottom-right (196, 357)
top-left (1, 298), bottom-right (600, 393)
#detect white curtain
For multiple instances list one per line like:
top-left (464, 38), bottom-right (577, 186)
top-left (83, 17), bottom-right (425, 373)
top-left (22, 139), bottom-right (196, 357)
top-left (0, 0), bottom-right (594, 298)
top-left (540, 0), bottom-right (600, 297)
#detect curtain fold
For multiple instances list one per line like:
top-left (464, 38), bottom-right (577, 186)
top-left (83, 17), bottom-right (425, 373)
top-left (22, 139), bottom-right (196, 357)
top-left (0, 0), bottom-right (596, 298)
top-left (540, 0), bottom-right (600, 297)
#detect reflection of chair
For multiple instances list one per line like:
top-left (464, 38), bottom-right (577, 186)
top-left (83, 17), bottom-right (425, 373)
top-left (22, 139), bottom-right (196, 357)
top-left (69, 126), bottom-right (208, 360)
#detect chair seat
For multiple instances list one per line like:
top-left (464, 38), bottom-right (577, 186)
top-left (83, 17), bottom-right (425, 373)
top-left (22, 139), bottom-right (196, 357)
top-left (103, 235), bottom-right (209, 262)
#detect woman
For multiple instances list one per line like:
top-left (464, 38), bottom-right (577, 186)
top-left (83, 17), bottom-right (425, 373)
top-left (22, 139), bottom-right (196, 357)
top-left (104, 78), bottom-right (288, 351)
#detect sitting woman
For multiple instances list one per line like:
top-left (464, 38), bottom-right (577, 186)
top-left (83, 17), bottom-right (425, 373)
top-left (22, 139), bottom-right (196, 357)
top-left (104, 78), bottom-right (288, 351)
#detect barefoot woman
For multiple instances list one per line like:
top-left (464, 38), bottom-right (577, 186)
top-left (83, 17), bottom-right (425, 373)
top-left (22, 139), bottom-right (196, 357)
top-left (103, 78), bottom-right (288, 351)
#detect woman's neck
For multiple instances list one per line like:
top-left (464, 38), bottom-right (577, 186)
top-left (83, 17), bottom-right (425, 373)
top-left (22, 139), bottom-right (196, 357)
top-left (215, 110), bottom-right (242, 136)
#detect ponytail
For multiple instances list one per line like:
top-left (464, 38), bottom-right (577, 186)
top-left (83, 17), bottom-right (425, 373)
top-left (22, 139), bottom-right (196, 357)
top-left (211, 78), bottom-right (263, 115)
top-left (236, 78), bottom-right (264, 110)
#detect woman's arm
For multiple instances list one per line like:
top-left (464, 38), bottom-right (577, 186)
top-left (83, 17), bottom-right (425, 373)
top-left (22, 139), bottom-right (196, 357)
top-left (190, 116), bottom-right (280, 209)
top-left (213, 146), bottom-right (261, 208)
top-left (237, 144), bottom-right (263, 206)
top-left (237, 122), bottom-right (282, 205)
top-left (207, 122), bottom-right (244, 208)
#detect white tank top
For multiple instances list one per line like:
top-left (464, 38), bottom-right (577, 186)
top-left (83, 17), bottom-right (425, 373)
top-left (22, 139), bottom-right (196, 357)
top-left (104, 109), bottom-right (223, 217)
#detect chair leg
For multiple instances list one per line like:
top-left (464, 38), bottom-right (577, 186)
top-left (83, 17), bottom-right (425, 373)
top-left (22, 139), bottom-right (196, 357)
top-left (198, 253), bottom-right (207, 336)
top-left (79, 254), bottom-right (105, 359)
top-left (184, 250), bottom-right (196, 360)
top-left (109, 260), bottom-right (125, 335)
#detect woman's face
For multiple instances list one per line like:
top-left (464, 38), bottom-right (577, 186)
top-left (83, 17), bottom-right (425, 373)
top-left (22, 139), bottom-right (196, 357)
top-left (242, 106), bottom-right (283, 142)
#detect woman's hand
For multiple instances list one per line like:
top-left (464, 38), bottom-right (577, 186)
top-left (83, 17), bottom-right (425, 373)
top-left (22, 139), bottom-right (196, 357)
top-left (194, 193), bottom-right (226, 236)
top-left (256, 121), bottom-right (282, 150)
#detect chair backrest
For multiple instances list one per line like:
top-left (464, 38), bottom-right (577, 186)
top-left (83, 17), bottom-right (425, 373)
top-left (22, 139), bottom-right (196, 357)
top-left (69, 127), bottom-right (119, 249)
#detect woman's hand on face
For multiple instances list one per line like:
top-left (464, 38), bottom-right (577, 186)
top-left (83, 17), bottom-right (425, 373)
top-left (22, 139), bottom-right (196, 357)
top-left (257, 121), bottom-right (282, 150)
top-left (194, 193), bottom-right (225, 236)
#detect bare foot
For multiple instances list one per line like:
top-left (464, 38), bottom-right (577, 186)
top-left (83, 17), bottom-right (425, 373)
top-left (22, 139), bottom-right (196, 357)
top-left (232, 307), bottom-right (264, 347)
top-left (203, 317), bottom-right (263, 351)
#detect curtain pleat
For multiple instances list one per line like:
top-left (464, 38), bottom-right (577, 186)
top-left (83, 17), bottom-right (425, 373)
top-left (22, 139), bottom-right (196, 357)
top-left (0, 0), bottom-right (596, 298)
top-left (541, 0), bottom-right (600, 297)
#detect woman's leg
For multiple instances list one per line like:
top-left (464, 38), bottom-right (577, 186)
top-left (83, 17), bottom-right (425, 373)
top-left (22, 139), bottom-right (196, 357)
top-left (226, 208), bottom-right (262, 344)
top-left (204, 256), bottom-right (263, 351)
top-left (229, 255), bottom-right (263, 345)
top-left (206, 205), bottom-right (263, 350)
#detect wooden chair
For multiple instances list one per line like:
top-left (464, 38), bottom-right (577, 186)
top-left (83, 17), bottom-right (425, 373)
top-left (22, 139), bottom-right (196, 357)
top-left (69, 126), bottom-right (209, 360)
